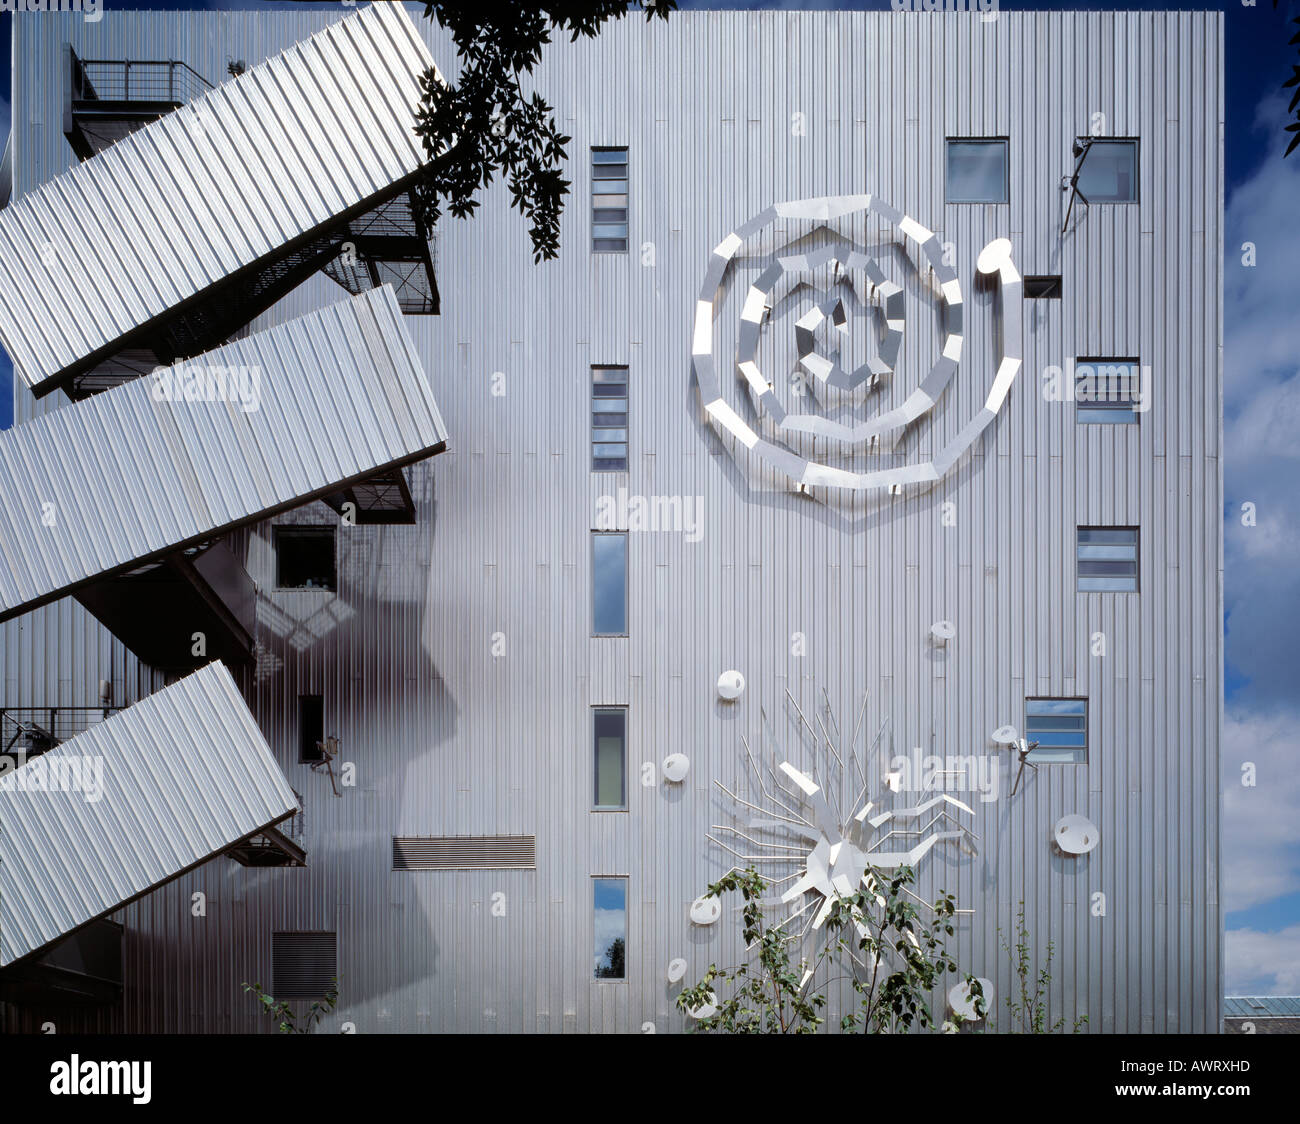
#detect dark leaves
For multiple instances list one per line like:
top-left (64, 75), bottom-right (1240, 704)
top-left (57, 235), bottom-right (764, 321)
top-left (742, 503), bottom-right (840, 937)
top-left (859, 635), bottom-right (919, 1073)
top-left (414, 3), bottom-right (675, 259)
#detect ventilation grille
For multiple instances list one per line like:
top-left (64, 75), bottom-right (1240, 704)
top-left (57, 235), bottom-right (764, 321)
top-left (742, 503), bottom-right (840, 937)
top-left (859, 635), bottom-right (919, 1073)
top-left (271, 931), bottom-right (337, 1000)
top-left (392, 835), bottom-right (536, 871)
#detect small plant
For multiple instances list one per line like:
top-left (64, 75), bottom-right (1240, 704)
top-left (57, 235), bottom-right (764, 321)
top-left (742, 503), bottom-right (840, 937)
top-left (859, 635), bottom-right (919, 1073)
top-left (827, 866), bottom-right (976, 1034)
top-left (242, 977), bottom-right (339, 1034)
top-left (998, 903), bottom-right (1087, 1033)
top-left (676, 868), bottom-right (826, 1033)
top-left (677, 866), bottom-right (976, 1034)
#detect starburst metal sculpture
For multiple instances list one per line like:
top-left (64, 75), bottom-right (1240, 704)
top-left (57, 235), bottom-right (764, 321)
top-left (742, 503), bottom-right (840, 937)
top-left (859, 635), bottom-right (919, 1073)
top-left (707, 687), bottom-right (978, 974)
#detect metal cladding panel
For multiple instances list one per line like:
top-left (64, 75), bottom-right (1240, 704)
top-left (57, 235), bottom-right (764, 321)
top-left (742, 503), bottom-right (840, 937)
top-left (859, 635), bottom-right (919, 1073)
top-left (0, 0), bottom-right (437, 394)
top-left (2, 10), bottom-right (1221, 1034)
top-left (0, 285), bottom-right (448, 622)
top-left (0, 661), bottom-right (297, 967)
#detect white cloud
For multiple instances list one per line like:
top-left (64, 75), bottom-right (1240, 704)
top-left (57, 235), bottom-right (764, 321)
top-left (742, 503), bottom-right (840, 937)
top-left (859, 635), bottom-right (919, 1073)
top-left (1223, 710), bottom-right (1300, 913)
top-left (1226, 925), bottom-right (1300, 994)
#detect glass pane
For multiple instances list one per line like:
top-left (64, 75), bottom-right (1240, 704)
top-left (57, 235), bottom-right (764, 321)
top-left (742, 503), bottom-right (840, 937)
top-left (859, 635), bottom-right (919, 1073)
top-left (1077, 548), bottom-right (1137, 564)
top-left (591, 148), bottom-right (628, 164)
top-left (275, 528), bottom-right (337, 591)
top-left (946, 139), bottom-right (1008, 203)
top-left (1026, 699), bottom-right (1087, 717)
top-left (593, 878), bottom-right (627, 979)
top-left (592, 533), bottom-right (628, 634)
top-left (1027, 745), bottom-right (1086, 764)
top-left (593, 239), bottom-right (628, 252)
top-left (594, 710), bottom-right (626, 808)
top-left (1078, 405), bottom-right (1137, 424)
top-left (1078, 528), bottom-right (1138, 545)
top-left (1077, 140), bottom-right (1137, 202)
top-left (593, 223), bottom-right (629, 239)
top-left (1078, 575), bottom-right (1138, 592)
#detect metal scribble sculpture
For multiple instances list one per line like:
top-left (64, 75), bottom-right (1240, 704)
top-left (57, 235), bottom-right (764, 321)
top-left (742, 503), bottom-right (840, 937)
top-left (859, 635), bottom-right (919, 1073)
top-left (708, 688), bottom-right (977, 979)
top-left (691, 194), bottom-right (1022, 494)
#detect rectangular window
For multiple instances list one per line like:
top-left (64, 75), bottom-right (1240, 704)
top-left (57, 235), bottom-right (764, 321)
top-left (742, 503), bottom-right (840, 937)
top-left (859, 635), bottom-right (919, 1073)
top-left (592, 147), bottom-right (628, 252)
top-left (945, 138), bottom-right (1009, 203)
top-left (593, 877), bottom-right (627, 979)
top-left (1024, 275), bottom-right (1063, 299)
top-left (274, 526), bottom-right (336, 591)
top-left (272, 931), bottom-right (337, 999)
top-left (1025, 699), bottom-right (1088, 764)
top-left (591, 532), bottom-right (628, 636)
top-left (593, 708), bottom-right (627, 810)
top-left (1077, 527), bottom-right (1138, 592)
top-left (1075, 358), bottom-right (1141, 423)
top-left (591, 366), bottom-right (629, 470)
top-left (299, 694), bottom-right (324, 763)
top-left (1075, 139), bottom-right (1138, 203)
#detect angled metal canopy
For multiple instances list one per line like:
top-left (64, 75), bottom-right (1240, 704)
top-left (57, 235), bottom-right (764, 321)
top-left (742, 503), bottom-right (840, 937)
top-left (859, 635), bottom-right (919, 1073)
top-left (0, 1), bottom-right (441, 397)
top-left (0, 662), bottom-right (297, 968)
top-left (0, 285), bottom-right (448, 624)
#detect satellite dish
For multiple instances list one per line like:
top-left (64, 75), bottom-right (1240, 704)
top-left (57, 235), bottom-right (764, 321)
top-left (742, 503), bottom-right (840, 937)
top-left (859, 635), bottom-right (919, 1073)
top-left (717, 670), bottom-right (745, 701)
top-left (685, 991), bottom-right (718, 1020)
top-left (992, 724), bottom-right (1019, 745)
top-left (663, 754), bottom-right (690, 783)
top-left (667, 958), bottom-right (688, 983)
top-left (948, 978), bottom-right (994, 1022)
top-left (689, 895), bottom-right (722, 925)
top-left (930, 620), bottom-right (956, 642)
top-left (1054, 813), bottom-right (1100, 855)
top-left (976, 237), bottom-right (1014, 275)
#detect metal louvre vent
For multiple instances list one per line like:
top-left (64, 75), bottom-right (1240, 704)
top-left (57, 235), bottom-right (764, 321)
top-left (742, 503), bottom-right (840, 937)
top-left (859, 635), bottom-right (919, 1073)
top-left (392, 836), bottom-right (536, 871)
top-left (271, 931), bottom-right (337, 1000)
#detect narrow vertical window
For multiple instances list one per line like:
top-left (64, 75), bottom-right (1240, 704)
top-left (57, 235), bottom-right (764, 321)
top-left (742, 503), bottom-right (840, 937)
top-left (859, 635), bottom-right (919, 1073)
top-left (591, 366), bottom-right (628, 470)
top-left (299, 694), bottom-right (324, 762)
top-left (593, 708), bottom-right (627, 810)
top-left (591, 147), bottom-right (629, 252)
top-left (1076, 527), bottom-right (1139, 592)
top-left (591, 532), bottom-right (628, 636)
top-left (593, 877), bottom-right (627, 979)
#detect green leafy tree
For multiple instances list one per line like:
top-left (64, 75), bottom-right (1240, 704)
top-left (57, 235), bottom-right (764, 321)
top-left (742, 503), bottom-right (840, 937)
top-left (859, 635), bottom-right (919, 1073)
top-left (595, 936), bottom-right (625, 979)
top-left (676, 866), bottom-right (975, 1034)
top-left (997, 902), bottom-right (1088, 1033)
top-left (1274, 2), bottom-right (1300, 156)
top-left (242, 977), bottom-right (340, 1034)
top-left (413, 3), bottom-right (675, 263)
top-left (675, 868), bottom-right (827, 1033)
top-left (827, 867), bottom-right (970, 1034)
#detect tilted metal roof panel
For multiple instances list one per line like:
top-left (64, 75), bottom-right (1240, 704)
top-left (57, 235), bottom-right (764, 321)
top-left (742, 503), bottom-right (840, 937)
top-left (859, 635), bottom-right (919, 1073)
top-left (0, 285), bottom-right (448, 623)
top-left (0, 1), bottom-right (439, 395)
top-left (0, 661), bottom-right (297, 967)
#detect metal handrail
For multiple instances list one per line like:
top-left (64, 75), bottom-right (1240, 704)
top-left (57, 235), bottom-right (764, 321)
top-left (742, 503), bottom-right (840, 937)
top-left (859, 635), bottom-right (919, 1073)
top-left (73, 57), bottom-right (213, 106)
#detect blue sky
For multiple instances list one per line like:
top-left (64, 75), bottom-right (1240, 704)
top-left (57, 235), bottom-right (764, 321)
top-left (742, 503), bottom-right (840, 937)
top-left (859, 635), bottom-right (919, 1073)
top-left (1, 0), bottom-right (1297, 994)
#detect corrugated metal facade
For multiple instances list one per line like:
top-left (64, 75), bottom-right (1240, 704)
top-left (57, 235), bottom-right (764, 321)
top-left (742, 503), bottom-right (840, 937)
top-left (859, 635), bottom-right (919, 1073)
top-left (0, 1), bottom-right (436, 395)
top-left (0, 285), bottom-right (447, 622)
top-left (2, 7), bottom-right (1222, 1033)
top-left (0, 661), bottom-right (297, 967)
